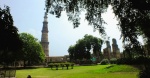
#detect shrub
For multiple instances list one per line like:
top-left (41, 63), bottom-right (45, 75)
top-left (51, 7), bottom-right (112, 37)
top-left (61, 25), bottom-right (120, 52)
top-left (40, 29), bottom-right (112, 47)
top-left (54, 63), bottom-right (59, 70)
top-left (60, 63), bottom-right (65, 69)
top-left (79, 60), bottom-right (93, 65)
top-left (110, 58), bottom-right (117, 64)
top-left (117, 58), bottom-right (133, 64)
top-left (48, 63), bottom-right (54, 69)
top-left (139, 65), bottom-right (150, 78)
top-left (71, 63), bottom-right (74, 69)
top-left (117, 57), bottom-right (150, 65)
top-left (100, 59), bottom-right (109, 65)
top-left (48, 62), bottom-right (74, 70)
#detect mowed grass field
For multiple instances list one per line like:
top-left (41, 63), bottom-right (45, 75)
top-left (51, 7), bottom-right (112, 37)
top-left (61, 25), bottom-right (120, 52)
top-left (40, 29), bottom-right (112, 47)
top-left (16, 65), bottom-right (139, 78)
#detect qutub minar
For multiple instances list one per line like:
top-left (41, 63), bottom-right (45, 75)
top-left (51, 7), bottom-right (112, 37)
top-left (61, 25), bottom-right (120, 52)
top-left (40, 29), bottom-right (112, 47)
top-left (41, 12), bottom-right (49, 57)
top-left (41, 12), bottom-right (69, 62)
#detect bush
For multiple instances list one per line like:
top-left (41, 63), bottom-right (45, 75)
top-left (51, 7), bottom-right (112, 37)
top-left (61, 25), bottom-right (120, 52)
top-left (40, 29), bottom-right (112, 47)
top-left (48, 64), bottom-right (54, 69)
top-left (139, 65), bottom-right (150, 78)
top-left (71, 63), bottom-right (74, 69)
top-left (100, 59), bottom-right (109, 65)
top-left (110, 58), bottom-right (117, 64)
top-left (117, 57), bottom-right (150, 65)
top-left (133, 56), bottom-right (150, 65)
top-left (48, 62), bottom-right (74, 70)
top-left (79, 60), bottom-right (93, 65)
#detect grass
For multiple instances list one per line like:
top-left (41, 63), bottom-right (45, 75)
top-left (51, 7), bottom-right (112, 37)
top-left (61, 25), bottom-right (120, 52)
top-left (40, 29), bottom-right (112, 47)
top-left (16, 65), bottom-right (139, 78)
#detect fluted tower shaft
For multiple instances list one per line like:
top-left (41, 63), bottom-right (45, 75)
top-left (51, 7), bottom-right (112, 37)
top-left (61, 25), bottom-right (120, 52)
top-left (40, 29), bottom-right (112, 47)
top-left (41, 12), bottom-right (49, 56)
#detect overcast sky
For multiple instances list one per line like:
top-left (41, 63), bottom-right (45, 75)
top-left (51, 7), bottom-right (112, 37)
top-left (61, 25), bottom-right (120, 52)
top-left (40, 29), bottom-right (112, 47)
top-left (0, 0), bottom-right (128, 56)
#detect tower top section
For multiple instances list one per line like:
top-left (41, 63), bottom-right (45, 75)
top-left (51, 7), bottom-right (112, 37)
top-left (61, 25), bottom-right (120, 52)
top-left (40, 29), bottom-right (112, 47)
top-left (44, 12), bottom-right (48, 22)
top-left (106, 41), bottom-right (111, 48)
top-left (112, 38), bottom-right (117, 44)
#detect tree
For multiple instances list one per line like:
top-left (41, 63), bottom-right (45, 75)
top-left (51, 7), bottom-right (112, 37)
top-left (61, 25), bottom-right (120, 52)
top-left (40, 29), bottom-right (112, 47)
top-left (68, 45), bottom-right (75, 62)
top-left (19, 33), bottom-right (45, 67)
top-left (45, 0), bottom-right (150, 51)
top-left (68, 34), bottom-right (103, 63)
top-left (0, 6), bottom-right (23, 66)
top-left (45, 0), bottom-right (110, 35)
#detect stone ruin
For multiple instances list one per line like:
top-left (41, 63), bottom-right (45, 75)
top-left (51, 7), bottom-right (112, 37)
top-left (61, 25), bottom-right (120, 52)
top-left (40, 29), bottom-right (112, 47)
top-left (103, 38), bottom-right (121, 60)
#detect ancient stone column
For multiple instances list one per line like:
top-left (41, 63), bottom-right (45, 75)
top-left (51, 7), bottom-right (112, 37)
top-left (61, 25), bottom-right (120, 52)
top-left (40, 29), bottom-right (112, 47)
top-left (112, 38), bottom-right (120, 58)
top-left (41, 12), bottom-right (49, 57)
top-left (103, 41), bottom-right (111, 60)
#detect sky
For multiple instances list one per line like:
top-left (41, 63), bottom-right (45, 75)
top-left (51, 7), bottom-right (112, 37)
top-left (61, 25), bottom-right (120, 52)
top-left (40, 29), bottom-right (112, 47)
top-left (0, 0), bottom-right (128, 56)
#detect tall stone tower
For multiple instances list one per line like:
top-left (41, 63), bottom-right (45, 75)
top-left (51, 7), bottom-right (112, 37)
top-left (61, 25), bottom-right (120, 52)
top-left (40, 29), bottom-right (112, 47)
top-left (41, 12), bottom-right (49, 56)
top-left (103, 41), bottom-right (111, 60)
top-left (112, 38), bottom-right (120, 58)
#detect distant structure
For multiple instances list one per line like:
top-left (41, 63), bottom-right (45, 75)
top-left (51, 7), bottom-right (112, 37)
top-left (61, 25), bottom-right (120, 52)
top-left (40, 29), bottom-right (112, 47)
top-left (103, 41), bottom-right (111, 60)
top-left (40, 12), bottom-right (69, 63)
top-left (112, 38), bottom-right (120, 58)
top-left (41, 12), bottom-right (49, 57)
top-left (103, 38), bottom-right (121, 60)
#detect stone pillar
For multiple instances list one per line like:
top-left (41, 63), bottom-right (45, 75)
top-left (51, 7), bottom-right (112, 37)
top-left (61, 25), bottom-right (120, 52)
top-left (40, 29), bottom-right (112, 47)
top-left (112, 38), bottom-right (120, 58)
top-left (41, 12), bottom-right (49, 57)
top-left (103, 41), bottom-right (111, 60)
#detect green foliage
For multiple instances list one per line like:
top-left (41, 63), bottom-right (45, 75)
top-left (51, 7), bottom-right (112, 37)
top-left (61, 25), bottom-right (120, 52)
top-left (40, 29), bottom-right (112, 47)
top-left (117, 57), bottom-right (150, 65)
top-left (0, 6), bottom-right (23, 66)
top-left (45, 0), bottom-right (150, 43)
top-left (110, 58), bottom-right (117, 64)
top-left (68, 34), bottom-right (103, 63)
top-left (139, 65), bottom-right (150, 78)
top-left (19, 33), bottom-right (45, 66)
top-left (45, 0), bottom-right (110, 34)
top-left (100, 59), bottom-right (109, 65)
top-left (111, 0), bottom-right (150, 60)
top-left (48, 62), bottom-right (74, 70)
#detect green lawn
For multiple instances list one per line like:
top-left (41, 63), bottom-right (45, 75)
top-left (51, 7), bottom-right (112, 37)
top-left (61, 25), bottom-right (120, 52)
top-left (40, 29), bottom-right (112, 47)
top-left (16, 65), bottom-right (139, 78)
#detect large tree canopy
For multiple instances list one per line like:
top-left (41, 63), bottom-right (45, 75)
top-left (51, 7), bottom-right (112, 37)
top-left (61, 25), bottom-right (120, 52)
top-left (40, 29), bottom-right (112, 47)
top-left (19, 33), bottom-right (45, 66)
top-left (0, 6), bottom-right (22, 66)
top-left (45, 0), bottom-right (110, 35)
top-left (68, 34), bottom-right (103, 62)
top-left (45, 0), bottom-right (150, 50)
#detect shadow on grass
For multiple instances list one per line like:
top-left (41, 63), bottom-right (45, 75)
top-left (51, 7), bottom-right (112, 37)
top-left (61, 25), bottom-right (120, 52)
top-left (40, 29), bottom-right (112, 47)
top-left (105, 65), bottom-right (114, 69)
